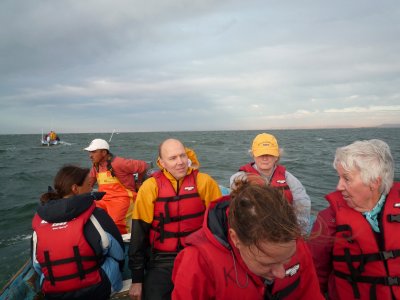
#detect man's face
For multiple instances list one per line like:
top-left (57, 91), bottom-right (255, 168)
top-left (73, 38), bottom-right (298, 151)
top-left (159, 139), bottom-right (189, 180)
top-left (88, 149), bottom-right (108, 164)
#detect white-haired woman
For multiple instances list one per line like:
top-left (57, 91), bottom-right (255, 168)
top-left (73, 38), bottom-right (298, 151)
top-left (308, 139), bottom-right (399, 300)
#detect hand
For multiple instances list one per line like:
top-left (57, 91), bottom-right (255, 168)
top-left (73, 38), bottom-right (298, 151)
top-left (129, 283), bottom-right (142, 300)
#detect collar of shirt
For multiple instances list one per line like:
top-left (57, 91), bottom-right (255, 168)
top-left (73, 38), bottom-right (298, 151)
top-left (362, 193), bottom-right (387, 233)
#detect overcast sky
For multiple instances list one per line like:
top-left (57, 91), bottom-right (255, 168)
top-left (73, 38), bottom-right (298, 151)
top-left (1, 0), bottom-right (399, 134)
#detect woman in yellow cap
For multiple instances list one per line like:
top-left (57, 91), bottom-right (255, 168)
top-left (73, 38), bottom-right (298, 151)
top-left (230, 133), bottom-right (311, 231)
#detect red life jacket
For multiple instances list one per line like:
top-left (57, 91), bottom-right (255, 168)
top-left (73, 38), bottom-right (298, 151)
top-left (185, 221), bottom-right (308, 299)
top-left (150, 170), bottom-right (205, 252)
top-left (239, 163), bottom-right (293, 203)
top-left (32, 202), bottom-right (102, 293)
top-left (328, 182), bottom-right (400, 300)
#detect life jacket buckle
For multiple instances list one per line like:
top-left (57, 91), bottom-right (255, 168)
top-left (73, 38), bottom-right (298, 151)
top-left (388, 214), bottom-right (400, 222)
top-left (386, 277), bottom-right (399, 286)
top-left (380, 251), bottom-right (394, 260)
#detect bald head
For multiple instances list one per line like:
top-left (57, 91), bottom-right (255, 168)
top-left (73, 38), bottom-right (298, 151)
top-left (158, 139), bottom-right (189, 180)
top-left (159, 139), bottom-right (183, 158)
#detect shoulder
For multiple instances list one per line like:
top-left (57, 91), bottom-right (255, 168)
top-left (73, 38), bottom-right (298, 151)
top-left (136, 177), bottom-right (158, 202)
top-left (196, 172), bottom-right (218, 184)
top-left (140, 177), bottom-right (157, 190)
top-left (174, 241), bottom-right (210, 271)
top-left (310, 206), bottom-right (336, 239)
top-left (111, 156), bottom-right (128, 166)
top-left (282, 168), bottom-right (297, 180)
top-left (91, 208), bottom-right (118, 232)
top-left (92, 208), bottom-right (124, 245)
top-left (294, 239), bottom-right (318, 271)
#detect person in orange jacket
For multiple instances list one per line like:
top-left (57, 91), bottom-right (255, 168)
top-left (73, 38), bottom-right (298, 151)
top-left (84, 138), bottom-right (148, 234)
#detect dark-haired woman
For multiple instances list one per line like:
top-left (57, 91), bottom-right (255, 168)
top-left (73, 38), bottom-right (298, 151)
top-left (171, 180), bottom-right (323, 300)
top-left (32, 165), bottom-right (124, 300)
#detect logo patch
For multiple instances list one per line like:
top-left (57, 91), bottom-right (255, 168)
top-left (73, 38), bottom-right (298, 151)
top-left (51, 222), bottom-right (68, 230)
top-left (276, 180), bottom-right (286, 184)
top-left (394, 203), bottom-right (400, 208)
top-left (285, 264), bottom-right (300, 277)
top-left (184, 186), bottom-right (195, 191)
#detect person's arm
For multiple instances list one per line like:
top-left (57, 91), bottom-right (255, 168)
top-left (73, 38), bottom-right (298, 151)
top-left (196, 172), bottom-right (222, 207)
top-left (285, 171), bottom-right (311, 231)
top-left (307, 207), bottom-right (336, 295)
top-left (93, 208), bottom-right (124, 249)
top-left (128, 178), bottom-right (157, 298)
top-left (113, 157), bottom-right (149, 191)
top-left (117, 157), bottom-right (148, 175)
top-left (88, 167), bottom-right (97, 188)
top-left (87, 208), bottom-right (125, 275)
top-left (172, 246), bottom-right (214, 300)
top-left (101, 232), bottom-right (125, 292)
top-left (31, 231), bottom-right (42, 275)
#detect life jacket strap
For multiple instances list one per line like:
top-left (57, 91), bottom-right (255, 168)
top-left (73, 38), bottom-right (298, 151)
top-left (335, 224), bottom-right (354, 243)
top-left (333, 249), bottom-right (400, 263)
top-left (153, 211), bottom-right (205, 223)
top-left (44, 251), bottom-right (56, 286)
top-left (41, 246), bottom-right (100, 285)
top-left (156, 193), bottom-right (200, 203)
top-left (263, 277), bottom-right (300, 300)
top-left (155, 228), bottom-right (196, 240)
top-left (334, 270), bottom-right (400, 286)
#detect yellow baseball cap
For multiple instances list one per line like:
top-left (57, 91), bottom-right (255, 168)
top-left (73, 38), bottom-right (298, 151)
top-left (251, 133), bottom-right (279, 157)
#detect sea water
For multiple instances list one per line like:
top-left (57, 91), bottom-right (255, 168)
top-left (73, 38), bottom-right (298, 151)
top-left (0, 128), bottom-right (399, 286)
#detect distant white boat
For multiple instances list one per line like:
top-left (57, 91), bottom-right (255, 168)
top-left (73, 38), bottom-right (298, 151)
top-left (41, 130), bottom-right (60, 147)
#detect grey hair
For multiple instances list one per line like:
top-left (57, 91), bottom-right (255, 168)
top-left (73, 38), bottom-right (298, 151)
top-left (333, 139), bottom-right (394, 195)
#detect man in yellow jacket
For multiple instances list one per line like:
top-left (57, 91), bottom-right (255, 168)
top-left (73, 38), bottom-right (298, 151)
top-left (128, 138), bottom-right (222, 300)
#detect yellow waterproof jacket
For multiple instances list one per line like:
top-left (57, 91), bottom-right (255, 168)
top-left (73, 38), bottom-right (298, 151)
top-left (128, 167), bottom-right (221, 283)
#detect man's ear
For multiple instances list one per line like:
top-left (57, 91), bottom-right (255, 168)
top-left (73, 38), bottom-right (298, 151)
top-left (159, 158), bottom-right (166, 169)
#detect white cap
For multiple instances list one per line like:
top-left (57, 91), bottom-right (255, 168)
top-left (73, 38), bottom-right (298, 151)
top-left (84, 139), bottom-right (110, 151)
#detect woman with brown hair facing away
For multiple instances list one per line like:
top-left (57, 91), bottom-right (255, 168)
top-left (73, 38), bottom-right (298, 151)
top-left (171, 177), bottom-right (323, 300)
top-left (32, 165), bottom-right (124, 300)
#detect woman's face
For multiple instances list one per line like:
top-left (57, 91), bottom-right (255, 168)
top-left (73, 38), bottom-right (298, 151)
top-left (230, 230), bottom-right (296, 280)
top-left (253, 154), bottom-right (278, 176)
top-left (335, 164), bottom-right (381, 212)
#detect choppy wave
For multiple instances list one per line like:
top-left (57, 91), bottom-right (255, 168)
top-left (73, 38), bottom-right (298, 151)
top-left (0, 234), bottom-right (32, 248)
